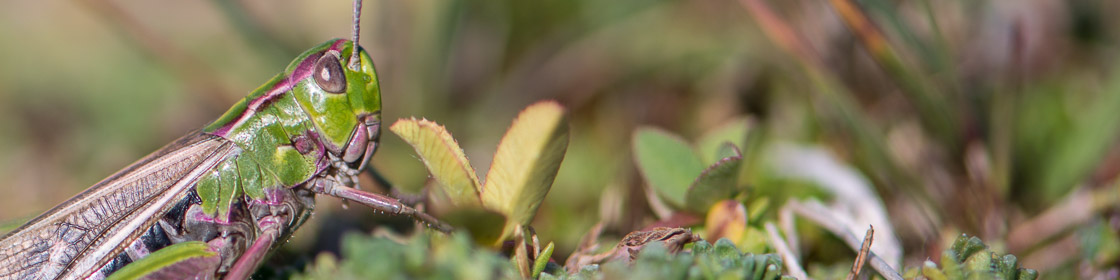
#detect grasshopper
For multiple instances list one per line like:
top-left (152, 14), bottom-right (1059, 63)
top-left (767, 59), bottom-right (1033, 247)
top-left (0, 1), bottom-right (449, 279)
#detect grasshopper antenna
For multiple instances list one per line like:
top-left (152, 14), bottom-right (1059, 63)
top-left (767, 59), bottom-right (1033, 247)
top-left (349, 0), bottom-right (363, 70)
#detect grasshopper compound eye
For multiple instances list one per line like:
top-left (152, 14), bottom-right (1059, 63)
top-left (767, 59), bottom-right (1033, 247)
top-left (313, 52), bottom-right (347, 93)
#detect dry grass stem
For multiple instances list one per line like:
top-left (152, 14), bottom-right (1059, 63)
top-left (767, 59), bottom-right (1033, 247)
top-left (765, 222), bottom-right (809, 280)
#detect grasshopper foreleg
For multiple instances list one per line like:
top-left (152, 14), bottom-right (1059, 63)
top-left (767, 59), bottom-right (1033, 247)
top-left (309, 176), bottom-right (452, 233)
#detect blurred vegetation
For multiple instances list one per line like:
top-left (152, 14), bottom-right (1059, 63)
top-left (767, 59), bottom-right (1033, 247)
top-left (3, 0), bottom-right (1120, 278)
top-left (293, 233), bottom-right (520, 280)
top-left (545, 239), bottom-right (790, 280)
top-left (902, 234), bottom-right (1037, 280)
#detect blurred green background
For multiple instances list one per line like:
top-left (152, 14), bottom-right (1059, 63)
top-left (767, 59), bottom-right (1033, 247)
top-left (3, 0), bottom-right (1120, 278)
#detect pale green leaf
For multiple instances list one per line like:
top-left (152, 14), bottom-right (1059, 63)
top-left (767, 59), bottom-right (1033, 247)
top-left (390, 118), bottom-right (482, 208)
top-left (633, 127), bottom-right (705, 208)
top-left (481, 101), bottom-right (570, 233)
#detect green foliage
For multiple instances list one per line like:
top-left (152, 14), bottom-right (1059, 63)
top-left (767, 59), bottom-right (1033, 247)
top-left (533, 242), bottom-right (557, 278)
top-left (481, 101), bottom-right (570, 234)
top-left (294, 233), bottom-right (519, 280)
top-left (633, 127), bottom-right (706, 208)
top-left (633, 118), bottom-right (751, 214)
top-left (391, 101), bottom-right (569, 243)
top-left (685, 144), bottom-right (743, 213)
top-left (390, 118), bottom-right (483, 209)
top-left (544, 239), bottom-right (791, 280)
top-left (909, 234), bottom-right (1037, 280)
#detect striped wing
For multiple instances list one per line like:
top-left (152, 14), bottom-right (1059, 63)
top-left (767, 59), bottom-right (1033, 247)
top-left (0, 132), bottom-right (237, 280)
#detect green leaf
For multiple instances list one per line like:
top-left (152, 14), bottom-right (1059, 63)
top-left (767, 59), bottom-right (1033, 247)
top-left (951, 235), bottom-right (985, 263)
top-left (390, 118), bottom-right (483, 208)
top-left (685, 143), bottom-right (743, 213)
top-left (696, 117), bottom-right (752, 165)
top-left (633, 127), bottom-right (705, 208)
top-left (713, 238), bottom-right (740, 260)
top-left (107, 241), bottom-right (218, 280)
top-left (481, 101), bottom-right (570, 236)
top-left (533, 241), bottom-right (556, 278)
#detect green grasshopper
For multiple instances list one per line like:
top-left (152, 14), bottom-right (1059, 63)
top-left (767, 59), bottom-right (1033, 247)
top-left (0, 2), bottom-right (448, 279)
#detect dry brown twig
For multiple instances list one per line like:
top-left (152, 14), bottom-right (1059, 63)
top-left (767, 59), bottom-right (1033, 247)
top-left (847, 226), bottom-right (874, 280)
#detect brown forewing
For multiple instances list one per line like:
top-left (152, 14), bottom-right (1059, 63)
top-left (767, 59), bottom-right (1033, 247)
top-left (0, 132), bottom-right (237, 280)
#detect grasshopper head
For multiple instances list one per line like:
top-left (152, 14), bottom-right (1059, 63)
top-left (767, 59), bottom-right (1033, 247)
top-left (289, 39), bottom-right (381, 171)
